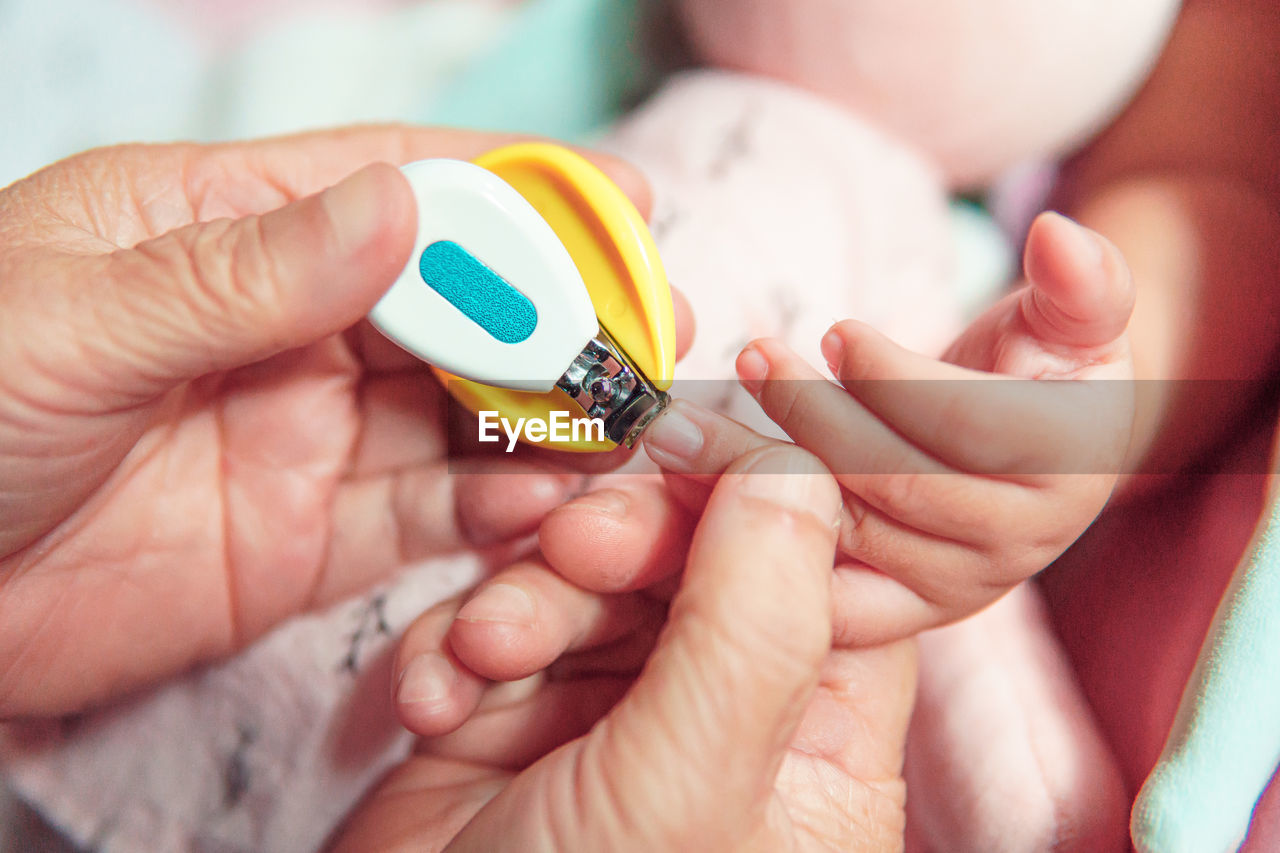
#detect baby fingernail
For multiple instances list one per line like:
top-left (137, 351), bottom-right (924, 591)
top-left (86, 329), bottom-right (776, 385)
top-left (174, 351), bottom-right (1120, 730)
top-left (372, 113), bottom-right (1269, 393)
top-left (737, 345), bottom-right (769, 395)
top-left (821, 329), bottom-right (844, 375)
top-left (644, 401), bottom-right (705, 464)
top-left (396, 653), bottom-right (456, 708)
top-left (456, 583), bottom-right (536, 626)
top-left (737, 447), bottom-right (841, 525)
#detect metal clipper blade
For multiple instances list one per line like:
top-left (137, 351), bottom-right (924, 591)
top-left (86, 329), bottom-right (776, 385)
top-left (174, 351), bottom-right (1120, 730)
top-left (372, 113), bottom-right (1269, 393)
top-left (555, 325), bottom-right (669, 448)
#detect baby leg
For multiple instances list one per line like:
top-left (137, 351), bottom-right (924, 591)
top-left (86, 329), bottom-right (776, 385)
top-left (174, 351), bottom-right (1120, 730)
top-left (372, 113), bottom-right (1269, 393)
top-left (906, 583), bottom-right (1128, 853)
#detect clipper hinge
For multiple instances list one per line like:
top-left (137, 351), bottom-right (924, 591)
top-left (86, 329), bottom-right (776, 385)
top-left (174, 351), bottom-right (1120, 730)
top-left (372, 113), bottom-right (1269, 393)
top-left (555, 327), bottom-right (668, 448)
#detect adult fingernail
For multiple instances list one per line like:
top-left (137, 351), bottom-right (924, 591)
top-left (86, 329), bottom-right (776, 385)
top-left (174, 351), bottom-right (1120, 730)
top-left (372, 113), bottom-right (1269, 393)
top-left (566, 488), bottom-right (630, 518)
top-left (737, 447), bottom-right (841, 526)
top-left (644, 401), bottom-right (705, 464)
top-left (396, 653), bottom-right (456, 708)
top-left (322, 165), bottom-right (390, 256)
top-left (455, 583), bottom-right (536, 626)
top-left (1045, 211), bottom-right (1105, 270)
top-left (821, 329), bottom-right (844, 375)
top-left (526, 472), bottom-right (574, 505)
top-left (737, 345), bottom-right (769, 395)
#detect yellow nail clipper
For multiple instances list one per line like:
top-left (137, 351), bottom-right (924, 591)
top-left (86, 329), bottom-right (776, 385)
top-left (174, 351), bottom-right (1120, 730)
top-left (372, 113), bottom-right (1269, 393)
top-left (368, 143), bottom-right (675, 451)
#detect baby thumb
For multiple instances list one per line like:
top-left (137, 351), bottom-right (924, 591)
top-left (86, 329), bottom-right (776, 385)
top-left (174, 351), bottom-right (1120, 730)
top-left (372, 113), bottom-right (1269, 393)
top-left (93, 163), bottom-right (415, 400)
top-left (1020, 211), bottom-right (1135, 350)
top-left (596, 445), bottom-right (842, 847)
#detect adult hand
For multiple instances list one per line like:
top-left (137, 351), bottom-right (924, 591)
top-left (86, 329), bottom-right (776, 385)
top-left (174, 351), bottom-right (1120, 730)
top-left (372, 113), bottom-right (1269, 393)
top-left (332, 445), bottom-right (916, 852)
top-left (0, 127), bottom-right (661, 716)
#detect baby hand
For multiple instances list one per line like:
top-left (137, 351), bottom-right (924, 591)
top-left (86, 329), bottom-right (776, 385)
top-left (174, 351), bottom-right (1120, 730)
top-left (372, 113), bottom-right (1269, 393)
top-left (466, 210), bottom-right (1135, 652)
top-left (715, 210), bottom-right (1136, 642)
top-left (386, 210), bottom-right (1135, 743)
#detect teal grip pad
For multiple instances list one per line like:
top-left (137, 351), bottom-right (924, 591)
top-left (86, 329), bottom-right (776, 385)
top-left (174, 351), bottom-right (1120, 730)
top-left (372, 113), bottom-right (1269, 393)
top-left (419, 240), bottom-right (538, 344)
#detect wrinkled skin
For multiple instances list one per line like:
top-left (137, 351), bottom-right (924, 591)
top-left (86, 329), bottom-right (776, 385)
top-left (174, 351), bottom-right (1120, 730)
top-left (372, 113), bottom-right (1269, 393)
top-left (333, 446), bottom-right (918, 853)
top-left (0, 126), bottom-right (657, 717)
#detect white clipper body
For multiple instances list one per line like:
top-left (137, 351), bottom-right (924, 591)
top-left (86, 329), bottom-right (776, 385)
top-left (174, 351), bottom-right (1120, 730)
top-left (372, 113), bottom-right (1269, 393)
top-left (369, 159), bottom-right (669, 447)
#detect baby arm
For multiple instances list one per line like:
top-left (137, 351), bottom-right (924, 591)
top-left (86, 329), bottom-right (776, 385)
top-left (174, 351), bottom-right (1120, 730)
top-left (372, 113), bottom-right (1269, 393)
top-left (1041, 2), bottom-right (1280, 848)
top-left (1053, 0), bottom-right (1280, 486)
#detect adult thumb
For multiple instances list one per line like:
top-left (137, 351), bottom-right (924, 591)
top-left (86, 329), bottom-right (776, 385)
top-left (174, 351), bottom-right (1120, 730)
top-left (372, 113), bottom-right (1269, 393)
top-left (600, 445), bottom-right (842, 846)
top-left (92, 162), bottom-right (415, 400)
top-left (428, 445), bottom-right (842, 853)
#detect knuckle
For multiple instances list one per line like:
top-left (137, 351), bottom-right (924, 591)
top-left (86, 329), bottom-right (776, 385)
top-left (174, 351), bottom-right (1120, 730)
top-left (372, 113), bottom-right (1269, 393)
top-left (837, 496), bottom-right (873, 557)
top-left (704, 580), bottom-right (827, 686)
top-left (396, 597), bottom-right (463, 666)
top-left (978, 537), bottom-right (1053, 590)
top-left (934, 393), bottom-right (1011, 472)
top-left (178, 215), bottom-right (286, 338)
top-left (760, 376), bottom-right (805, 430)
top-left (175, 222), bottom-right (244, 327)
top-left (182, 148), bottom-right (272, 221)
top-left (836, 495), bottom-right (908, 573)
top-left (865, 470), bottom-right (928, 520)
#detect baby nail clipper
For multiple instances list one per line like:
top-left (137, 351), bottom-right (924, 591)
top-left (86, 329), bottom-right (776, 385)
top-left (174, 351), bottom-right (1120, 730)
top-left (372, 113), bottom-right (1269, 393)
top-left (369, 143), bottom-right (676, 450)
